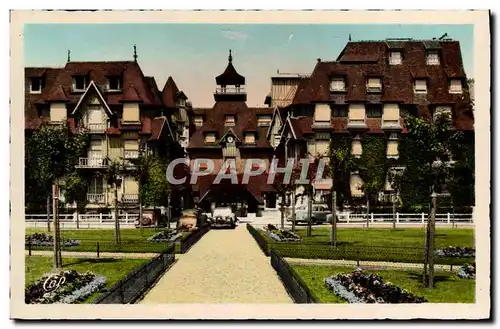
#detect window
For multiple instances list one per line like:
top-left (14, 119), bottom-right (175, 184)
top-left (433, 106), bottom-right (452, 121)
top-left (30, 78), bottom-right (42, 94)
top-left (225, 115), bottom-right (235, 126)
top-left (366, 78), bottom-right (382, 92)
top-left (449, 79), bottom-right (463, 94)
top-left (426, 51), bottom-right (440, 65)
top-left (204, 133), bottom-right (216, 143)
top-left (178, 98), bottom-right (186, 107)
top-left (414, 79), bottom-right (427, 94)
top-left (366, 106), bottom-right (382, 118)
top-left (332, 107), bottom-right (348, 117)
top-left (257, 115), bottom-right (271, 127)
top-left (72, 76), bottom-right (87, 91)
top-left (330, 78), bottom-right (346, 92)
top-left (194, 116), bottom-right (203, 126)
top-left (244, 133), bottom-right (256, 144)
top-left (88, 177), bottom-right (104, 194)
top-left (389, 51), bottom-right (402, 65)
top-left (107, 76), bottom-right (122, 91)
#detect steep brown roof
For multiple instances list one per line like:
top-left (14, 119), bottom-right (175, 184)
top-left (292, 40), bottom-right (473, 131)
top-left (188, 102), bottom-right (272, 149)
top-left (120, 86), bottom-right (142, 102)
top-left (215, 50), bottom-right (245, 86)
top-left (161, 76), bottom-right (180, 108)
top-left (25, 67), bottom-right (62, 129)
top-left (288, 117), bottom-right (314, 140)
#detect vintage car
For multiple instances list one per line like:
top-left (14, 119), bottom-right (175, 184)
top-left (209, 207), bottom-right (237, 228)
top-left (287, 204), bottom-right (335, 224)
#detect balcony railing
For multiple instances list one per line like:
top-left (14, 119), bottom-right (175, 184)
top-left (77, 157), bottom-right (108, 168)
top-left (87, 193), bottom-right (106, 204)
top-left (124, 150), bottom-right (140, 159)
top-left (381, 119), bottom-right (402, 130)
top-left (122, 194), bottom-right (139, 203)
top-left (215, 87), bottom-right (246, 95)
top-left (86, 123), bottom-right (107, 132)
top-left (312, 120), bottom-right (331, 129)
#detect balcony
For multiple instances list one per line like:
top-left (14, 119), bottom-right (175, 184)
top-left (312, 120), bottom-right (332, 130)
top-left (122, 194), bottom-right (139, 204)
top-left (215, 86), bottom-right (246, 95)
top-left (86, 123), bottom-right (107, 133)
top-left (76, 157), bottom-right (108, 168)
top-left (381, 119), bottom-right (402, 130)
top-left (124, 150), bottom-right (140, 159)
top-left (347, 119), bottom-right (368, 130)
top-left (87, 193), bottom-right (106, 204)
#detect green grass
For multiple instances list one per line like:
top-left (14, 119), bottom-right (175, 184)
top-left (292, 264), bottom-right (475, 303)
top-left (25, 256), bottom-right (148, 303)
top-left (254, 227), bottom-right (474, 264)
top-left (26, 228), bottom-right (191, 254)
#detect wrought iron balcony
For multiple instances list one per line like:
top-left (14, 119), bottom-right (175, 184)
top-left (122, 194), bottom-right (139, 203)
top-left (86, 123), bottom-right (107, 133)
top-left (87, 193), bottom-right (106, 204)
top-left (76, 157), bottom-right (108, 168)
top-left (215, 86), bottom-right (246, 95)
top-left (124, 150), bottom-right (140, 159)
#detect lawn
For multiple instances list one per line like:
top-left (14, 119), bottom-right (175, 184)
top-left (26, 228), bottom-right (190, 253)
top-left (253, 226), bottom-right (474, 264)
top-left (292, 264), bottom-right (475, 303)
top-left (25, 256), bottom-right (148, 303)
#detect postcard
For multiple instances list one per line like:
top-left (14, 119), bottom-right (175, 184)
top-left (10, 9), bottom-right (490, 320)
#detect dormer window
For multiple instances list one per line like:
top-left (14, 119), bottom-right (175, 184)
top-left (107, 76), bottom-right (122, 91)
top-left (366, 105), bottom-right (382, 118)
top-left (204, 132), bottom-right (216, 144)
top-left (330, 77), bottom-right (346, 92)
top-left (367, 78), bottom-right (382, 93)
top-left (72, 76), bottom-right (87, 91)
top-left (225, 115), bottom-right (236, 126)
top-left (389, 51), bottom-right (402, 65)
top-left (414, 79), bottom-right (428, 94)
top-left (30, 77), bottom-right (43, 94)
top-left (194, 116), bottom-right (203, 126)
top-left (449, 79), bottom-right (463, 94)
top-left (178, 98), bottom-right (186, 107)
top-left (244, 132), bottom-right (256, 144)
top-left (257, 115), bottom-right (271, 127)
top-left (426, 51), bottom-right (440, 65)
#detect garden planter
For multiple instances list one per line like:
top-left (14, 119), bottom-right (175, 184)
top-left (25, 270), bottom-right (106, 304)
top-left (435, 246), bottom-right (475, 258)
top-left (147, 230), bottom-right (183, 243)
top-left (264, 224), bottom-right (301, 242)
top-left (26, 233), bottom-right (80, 247)
top-left (324, 268), bottom-right (427, 304)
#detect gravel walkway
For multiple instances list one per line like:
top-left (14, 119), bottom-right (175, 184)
top-left (25, 250), bottom-right (158, 259)
top-left (140, 225), bottom-right (293, 303)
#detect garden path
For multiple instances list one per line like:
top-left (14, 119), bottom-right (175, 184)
top-left (139, 225), bottom-right (293, 303)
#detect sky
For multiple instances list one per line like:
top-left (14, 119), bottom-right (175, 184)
top-left (24, 23), bottom-right (473, 107)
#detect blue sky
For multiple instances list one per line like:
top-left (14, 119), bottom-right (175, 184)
top-left (24, 24), bottom-right (473, 107)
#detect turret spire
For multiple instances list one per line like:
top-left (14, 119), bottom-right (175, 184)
top-left (229, 49), bottom-right (232, 63)
top-left (133, 44), bottom-right (138, 63)
top-left (67, 50), bottom-right (71, 63)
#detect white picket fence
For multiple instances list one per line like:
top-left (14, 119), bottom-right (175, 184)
top-left (25, 213), bottom-right (140, 229)
top-left (336, 212), bottom-right (473, 224)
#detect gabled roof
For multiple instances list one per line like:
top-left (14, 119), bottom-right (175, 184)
top-left (219, 127), bottom-right (241, 143)
top-left (215, 50), bottom-right (245, 86)
top-left (266, 106), bottom-right (283, 139)
top-left (162, 76), bottom-right (180, 108)
top-left (71, 80), bottom-right (113, 116)
top-left (45, 85), bottom-right (69, 102)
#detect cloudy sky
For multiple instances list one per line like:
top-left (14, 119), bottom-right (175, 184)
top-left (24, 23), bottom-right (473, 107)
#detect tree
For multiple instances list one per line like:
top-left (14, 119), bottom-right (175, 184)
top-left (25, 124), bottom-right (88, 231)
top-left (328, 136), bottom-right (356, 247)
top-left (106, 159), bottom-right (124, 244)
top-left (139, 155), bottom-right (170, 227)
top-left (130, 153), bottom-right (151, 231)
top-left (356, 135), bottom-right (387, 227)
top-left (399, 112), bottom-right (460, 288)
top-left (62, 172), bottom-right (90, 229)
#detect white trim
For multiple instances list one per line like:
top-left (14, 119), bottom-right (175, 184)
top-left (266, 106), bottom-right (282, 139)
top-left (284, 116), bottom-right (298, 140)
top-left (71, 81), bottom-right (113, 116)
top-left (219, 128), bottom-right (241, 144)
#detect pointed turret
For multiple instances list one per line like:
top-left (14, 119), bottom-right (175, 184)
top-left (214, 50), bottom-right (246, 101)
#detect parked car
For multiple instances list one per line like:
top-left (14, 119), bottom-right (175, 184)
top-left (287, 204), bottom-right (336, 224)
top-left (209, 207), bottom-right (237, 228)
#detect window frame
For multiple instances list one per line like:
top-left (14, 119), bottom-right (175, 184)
top-left (332, 106), bottom-right (348, 118)
top-left (329, 77), bottom-right (346, 92)
top-left (426, 51), bottom-right (440, 65)
top-left (414, 79), bottom-right (428, 94)
top-left (72, 76), bottom-right (88, 91)
top-left (366, 77), bottom-right (383, 93)
top-left (30, 77), bottom-right (43, 94)
top-left (449, 79), bottom-right (463, 94)
top-left (389, 51), bottom-right (403, 65)
top-left (366, 105), bottom-right (383, 118)
top-left (107, 76), bottom-right (122, 91)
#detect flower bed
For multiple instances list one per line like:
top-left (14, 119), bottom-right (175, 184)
top-left (324, 268), bottom-right (427, 304)
top-left (26, 233), bottom-right (80, 247)
top-left (264, 224), bottom-right (302, 242)
top-left (25, 270), bottom-right (106, 304)
top-left (435, 246), bottom-right (475, 258)
top-left (147, 230), bottom-right (183, 243)
top-left (457, 263), bottom-right (475, 280)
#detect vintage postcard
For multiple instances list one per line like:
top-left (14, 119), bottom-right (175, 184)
top-left (10, 10), bottom-right (490, 319)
